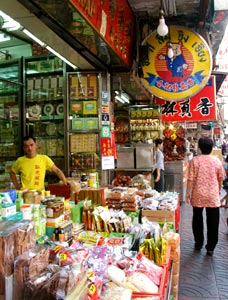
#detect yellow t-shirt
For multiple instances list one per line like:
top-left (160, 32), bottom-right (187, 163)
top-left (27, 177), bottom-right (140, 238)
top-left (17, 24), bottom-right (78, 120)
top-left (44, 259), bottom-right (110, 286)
top-left (11, 154), bottom-right (55, 191)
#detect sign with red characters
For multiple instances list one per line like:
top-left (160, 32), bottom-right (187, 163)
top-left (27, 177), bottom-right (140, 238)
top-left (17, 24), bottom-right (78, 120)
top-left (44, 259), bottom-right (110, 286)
top-left (69, 0), bottom-right (134, 67)
top-left (155, 76), bottom-right (217, 122)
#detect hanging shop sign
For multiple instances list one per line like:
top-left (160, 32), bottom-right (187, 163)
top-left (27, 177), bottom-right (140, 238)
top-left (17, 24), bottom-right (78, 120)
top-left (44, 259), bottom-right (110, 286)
top-left (140, 26), bottom-right (212, 101)
top-left (155, 76), bottom-right (216, 122)
top-left (101, 137), bottom-right (112, 156)
top-left (69, 0), bottom-right (134, 67)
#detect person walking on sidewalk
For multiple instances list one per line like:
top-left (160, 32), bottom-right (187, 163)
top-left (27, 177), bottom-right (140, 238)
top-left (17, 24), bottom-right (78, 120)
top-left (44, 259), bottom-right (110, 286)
top-left (186, 136), bottom-right (225, 256)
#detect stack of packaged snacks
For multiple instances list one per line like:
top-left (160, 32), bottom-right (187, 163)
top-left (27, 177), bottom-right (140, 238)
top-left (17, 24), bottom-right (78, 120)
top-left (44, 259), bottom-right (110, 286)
top-left (166, 232), bottom-right (181, 300)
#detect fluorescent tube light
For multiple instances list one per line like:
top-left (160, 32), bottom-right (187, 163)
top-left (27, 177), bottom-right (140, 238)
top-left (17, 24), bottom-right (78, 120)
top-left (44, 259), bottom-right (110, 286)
top-left (22, 28), bottom-right (46, 47)
top-left (46, 46), bottom-right (77, 69)
top-left (115, 95), bottom-right (125, 103)
top-left (121, 93), bottom-right (130, 103)
top-left (0, 10), bottom-right (21, 31)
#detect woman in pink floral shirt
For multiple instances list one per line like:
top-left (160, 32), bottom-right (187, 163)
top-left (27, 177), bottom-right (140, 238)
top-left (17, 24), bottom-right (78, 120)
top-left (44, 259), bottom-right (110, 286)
top-left (186, 136), bottom-right (225, 256)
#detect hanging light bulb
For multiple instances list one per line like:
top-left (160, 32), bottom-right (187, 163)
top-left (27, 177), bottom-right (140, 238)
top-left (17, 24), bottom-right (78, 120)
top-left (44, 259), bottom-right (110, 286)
top-left (168, 42), bottom-right (174, 58)
top-left (157, 9), bottom-right (168, 36)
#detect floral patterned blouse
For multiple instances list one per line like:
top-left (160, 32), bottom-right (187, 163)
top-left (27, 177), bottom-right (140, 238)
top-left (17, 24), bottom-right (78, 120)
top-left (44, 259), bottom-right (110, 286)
top-left (187, 154), bottom-right (225, 207)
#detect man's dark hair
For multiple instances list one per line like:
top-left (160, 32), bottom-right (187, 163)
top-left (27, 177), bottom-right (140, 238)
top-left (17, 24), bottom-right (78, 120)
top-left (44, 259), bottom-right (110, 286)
top-left (198, 136), bottom-right (213, 154)
top-left (23, 136), bottom-right (36, 143)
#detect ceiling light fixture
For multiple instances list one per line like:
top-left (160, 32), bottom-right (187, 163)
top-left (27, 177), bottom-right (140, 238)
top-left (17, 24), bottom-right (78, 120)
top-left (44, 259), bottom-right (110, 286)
top-left (114, 90), bottom-right (131, 103)
top-left (0, 33), bottom-right (11, 42)
top-left (22, 28), bottom-right (46, 47)
top-left (121, 92), bottom-right (130, 103)
top-left (157, 8), bottom-right (168, 36)
top-left (0, 10), bottom-right (21, 31)
top-left (46, 46), bottom-right (78, 70)
top-left (115, 95), bottom-right (125, 103)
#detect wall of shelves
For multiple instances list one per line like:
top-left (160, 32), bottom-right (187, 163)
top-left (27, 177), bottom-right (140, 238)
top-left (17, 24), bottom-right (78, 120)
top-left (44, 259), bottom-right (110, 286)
top-left (23, 55), bottom-right (67, 176)
top-left (67, 72), bottom-right (101, 184)
top-left (0, 59), bottom-right (23, 188)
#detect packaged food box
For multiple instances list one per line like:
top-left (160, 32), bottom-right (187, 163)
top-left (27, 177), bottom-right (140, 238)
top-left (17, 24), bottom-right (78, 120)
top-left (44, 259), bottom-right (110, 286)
top-left (70, 101), bottom-right (83, 115)
top-left (83, 117), bottom-right (99, 130)
top-left (83, 101), bottom-right (97, 115)
top-left (71, 118), bottom-right (84, 130)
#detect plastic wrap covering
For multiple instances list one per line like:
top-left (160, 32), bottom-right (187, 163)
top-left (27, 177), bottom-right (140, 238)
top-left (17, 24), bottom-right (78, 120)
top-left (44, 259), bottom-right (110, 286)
top-left (13, 245), bottom-right (50, 300)
top-left (24, 268), bottom-right (76, 300)
top-left (0, 220), bottom-right (36, 277)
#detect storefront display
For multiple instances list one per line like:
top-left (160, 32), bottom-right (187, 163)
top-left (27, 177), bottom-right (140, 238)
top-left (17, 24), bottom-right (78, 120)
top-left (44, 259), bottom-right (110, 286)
top-left (0, 181), bottom-right (180, 300)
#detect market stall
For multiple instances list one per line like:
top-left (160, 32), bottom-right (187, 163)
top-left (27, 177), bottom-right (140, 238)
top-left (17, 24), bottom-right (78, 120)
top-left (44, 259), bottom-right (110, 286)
top-left (0, 179), bottom-right (180, 300)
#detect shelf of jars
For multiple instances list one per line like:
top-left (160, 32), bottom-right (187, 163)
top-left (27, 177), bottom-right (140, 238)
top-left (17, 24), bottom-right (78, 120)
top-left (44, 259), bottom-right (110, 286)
top-left (129, 105), bottom-right (162, 143)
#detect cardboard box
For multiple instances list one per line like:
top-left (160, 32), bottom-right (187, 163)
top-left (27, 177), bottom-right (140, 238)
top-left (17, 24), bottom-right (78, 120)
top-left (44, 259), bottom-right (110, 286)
top-left (141, 209), bottom-right (175, 223)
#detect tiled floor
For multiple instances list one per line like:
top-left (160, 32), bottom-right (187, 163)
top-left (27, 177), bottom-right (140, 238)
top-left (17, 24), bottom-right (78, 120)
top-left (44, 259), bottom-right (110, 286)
top-left (178, 203), bottom-right (228, 300)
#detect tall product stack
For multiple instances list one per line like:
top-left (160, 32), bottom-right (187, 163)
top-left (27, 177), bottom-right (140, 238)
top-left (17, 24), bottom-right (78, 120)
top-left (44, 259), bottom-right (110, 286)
top-left (166, 232), bottom-right (181, 300)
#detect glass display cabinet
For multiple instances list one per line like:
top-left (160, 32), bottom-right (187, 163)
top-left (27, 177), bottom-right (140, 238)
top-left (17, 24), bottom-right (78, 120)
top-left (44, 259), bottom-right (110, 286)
top-left (23, 55), bottom-right (67, 179)
top-left (0, 59), bottom-right (23, 188)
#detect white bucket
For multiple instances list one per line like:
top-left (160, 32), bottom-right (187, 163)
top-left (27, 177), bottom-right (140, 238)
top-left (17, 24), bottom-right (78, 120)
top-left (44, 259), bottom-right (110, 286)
top-left (20, 204), bottom-right (32, 220)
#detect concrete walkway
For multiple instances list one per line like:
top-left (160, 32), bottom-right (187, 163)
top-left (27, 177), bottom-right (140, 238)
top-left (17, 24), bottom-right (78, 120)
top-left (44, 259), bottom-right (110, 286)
top-left (179, 203), bottom-right (228, 300)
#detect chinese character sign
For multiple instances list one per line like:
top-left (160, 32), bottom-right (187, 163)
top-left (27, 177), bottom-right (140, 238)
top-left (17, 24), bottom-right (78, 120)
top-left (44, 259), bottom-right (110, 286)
top-left (140, 26), bottom-right (212, 100)
top-left (156, 76), bottom-right (217, 122)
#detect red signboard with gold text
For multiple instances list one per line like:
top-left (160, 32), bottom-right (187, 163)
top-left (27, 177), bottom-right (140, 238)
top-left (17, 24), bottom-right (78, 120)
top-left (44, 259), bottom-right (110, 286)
top-left (155, 76), bottom-right (217, 122)
top-left (69, 0), bottom-right (134, 67)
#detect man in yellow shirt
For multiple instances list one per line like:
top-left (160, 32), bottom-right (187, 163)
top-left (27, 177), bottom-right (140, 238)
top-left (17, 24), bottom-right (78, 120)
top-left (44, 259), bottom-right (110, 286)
top-left (10, 136), bottom-right (68, 191)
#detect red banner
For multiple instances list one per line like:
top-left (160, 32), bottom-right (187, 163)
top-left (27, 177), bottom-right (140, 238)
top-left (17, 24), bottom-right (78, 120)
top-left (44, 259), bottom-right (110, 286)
top-left (69, 0), bottom-right (134, 67)
top-left (155, 76), bottom-right (217, 122)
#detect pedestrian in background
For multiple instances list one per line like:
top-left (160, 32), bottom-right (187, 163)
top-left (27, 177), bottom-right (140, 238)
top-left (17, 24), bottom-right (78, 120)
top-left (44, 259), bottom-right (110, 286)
top-left (222, 140), bottom-right (226, 156)
top-left (153, 138), bottom-right (164, 192)
top-left (186, 136), bottom-right (225, 256)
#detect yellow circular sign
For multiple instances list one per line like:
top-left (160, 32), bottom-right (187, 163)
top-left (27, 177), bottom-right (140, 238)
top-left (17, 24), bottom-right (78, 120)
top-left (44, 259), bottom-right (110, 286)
top-left (140, 26), bottom-right (212, 100)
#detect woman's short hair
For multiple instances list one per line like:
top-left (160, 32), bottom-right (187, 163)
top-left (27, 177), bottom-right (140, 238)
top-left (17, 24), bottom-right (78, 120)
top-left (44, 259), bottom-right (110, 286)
top-left (155, 138), bottom-right (163, 147)
top-left (198, 136), bottom-right (213, 154)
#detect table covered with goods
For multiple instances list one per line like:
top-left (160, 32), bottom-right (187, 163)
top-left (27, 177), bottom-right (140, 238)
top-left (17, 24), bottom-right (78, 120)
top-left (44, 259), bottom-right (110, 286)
top-left (0, 176), bottom-right (180, 300)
